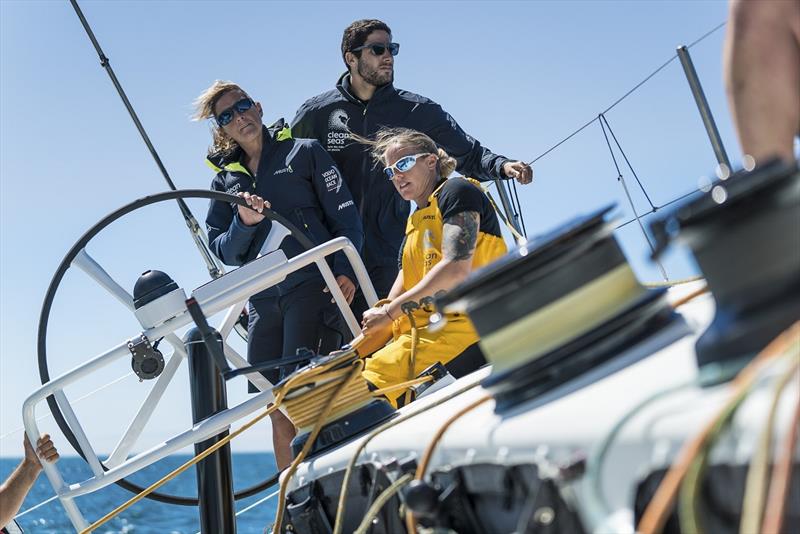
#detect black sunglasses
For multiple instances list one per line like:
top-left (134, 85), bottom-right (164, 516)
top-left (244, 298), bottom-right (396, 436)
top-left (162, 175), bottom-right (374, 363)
top-left (351, 42), bottom-right (400, 57)
top-left (215, 98), bottom-right (254, 127)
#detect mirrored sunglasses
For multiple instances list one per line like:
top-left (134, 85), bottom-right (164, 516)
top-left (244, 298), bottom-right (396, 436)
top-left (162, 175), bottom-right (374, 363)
top-left (384, 153), bottom-right (432, 180)
top-left (215, 98), bottom-right (254, 127)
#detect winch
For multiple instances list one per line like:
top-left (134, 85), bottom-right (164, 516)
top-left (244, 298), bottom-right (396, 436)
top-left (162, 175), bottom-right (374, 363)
top-left (651, 159), bottom-right (800, 369)
top-left (436, 205), bottom-right (676, 411)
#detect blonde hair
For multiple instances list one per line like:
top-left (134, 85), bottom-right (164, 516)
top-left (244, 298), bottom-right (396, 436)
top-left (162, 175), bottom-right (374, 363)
top-left (356, 127), bottom-right (457, 178)
top-left (192, 80), bottom-right (251, 156)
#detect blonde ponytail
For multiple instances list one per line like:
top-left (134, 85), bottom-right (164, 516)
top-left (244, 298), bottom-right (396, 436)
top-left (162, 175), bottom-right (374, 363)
top-left (436, 148), bottom-right (457, 178)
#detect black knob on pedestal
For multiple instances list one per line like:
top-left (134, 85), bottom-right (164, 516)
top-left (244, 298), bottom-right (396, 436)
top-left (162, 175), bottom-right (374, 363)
top-left (133, 270), bottom-right (178, 309)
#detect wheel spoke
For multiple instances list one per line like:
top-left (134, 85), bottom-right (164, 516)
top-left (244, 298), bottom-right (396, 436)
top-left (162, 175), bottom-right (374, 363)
top-left (104, 346), bottom-right (183, 468)
top-left (73, 249), bottom-right (135, 311)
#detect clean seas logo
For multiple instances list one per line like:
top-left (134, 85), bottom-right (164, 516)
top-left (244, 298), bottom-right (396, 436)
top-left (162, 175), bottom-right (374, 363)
top-left (273, 165), bottom-right (293, 175)
top-left (328, 109), bottom-right (350, 131)
top-left (326, 109), bottom-right (350, 152)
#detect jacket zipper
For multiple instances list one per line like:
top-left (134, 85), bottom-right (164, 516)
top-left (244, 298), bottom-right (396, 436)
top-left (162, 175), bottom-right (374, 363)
top-left (360, 103), bottom-right (370, 217)
top-left (295, 208), bottom-right (314, 242)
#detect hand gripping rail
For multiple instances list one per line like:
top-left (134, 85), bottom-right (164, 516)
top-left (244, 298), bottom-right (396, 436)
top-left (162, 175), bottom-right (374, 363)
top-left (23, 237), bottom-right (377, 531)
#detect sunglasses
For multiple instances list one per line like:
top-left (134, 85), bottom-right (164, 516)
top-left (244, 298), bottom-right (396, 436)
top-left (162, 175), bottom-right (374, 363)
top-left (384, 153), bottom-right (432, 180)
top-left (215, 98), bottom-right (254, 127)
top-left (352, 42), bottom-right (400, 57)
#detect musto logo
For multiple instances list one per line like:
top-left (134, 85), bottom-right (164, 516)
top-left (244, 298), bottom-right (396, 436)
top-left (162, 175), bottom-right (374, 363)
top-left (327, 109), bottom-right (350, 152)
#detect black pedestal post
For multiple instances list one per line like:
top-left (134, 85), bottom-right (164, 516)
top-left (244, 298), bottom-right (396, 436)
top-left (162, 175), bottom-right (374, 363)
top-left (184, 327), bottom-right (236, 534)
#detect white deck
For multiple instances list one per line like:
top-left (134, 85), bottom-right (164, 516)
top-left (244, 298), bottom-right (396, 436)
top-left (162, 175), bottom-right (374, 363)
top-left (288, 283), bottom-right (798, 532)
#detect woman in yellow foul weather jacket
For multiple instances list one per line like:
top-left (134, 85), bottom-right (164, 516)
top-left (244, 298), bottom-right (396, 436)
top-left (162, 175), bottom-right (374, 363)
top-left (359, 128), bottom-right (508, 407)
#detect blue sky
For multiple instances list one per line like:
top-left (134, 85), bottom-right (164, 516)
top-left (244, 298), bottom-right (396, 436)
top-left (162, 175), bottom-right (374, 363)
top-left (0, 0), bottom-right (738, 461)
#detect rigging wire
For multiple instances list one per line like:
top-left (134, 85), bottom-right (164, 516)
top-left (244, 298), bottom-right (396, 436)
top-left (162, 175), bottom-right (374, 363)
top-left (14, 495), bottom-right (59, 520)
top-left (615, 186), bottom-right (704, 230)
top-left (526, 20), bottom-right (726, 167)
top-left (68, 0), bottom-right (223, 280)
top-left (599, 114), bottom-right (656, 211)
top-left (235, 488), bottom-right (280, 519)
top-left (192, 488), bottom-right (282, 534)
top-left (0, 372), bottom-right (134, 442)
top-left (598, 114), bottom-right (669, 280)
top-left (509, 179), bottom-right (527, 235)
top-left (515, 20), bottom-right (728, 274)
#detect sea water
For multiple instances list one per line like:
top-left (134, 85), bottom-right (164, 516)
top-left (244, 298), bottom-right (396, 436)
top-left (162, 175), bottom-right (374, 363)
top-left (1, 452), bottom-right (278, 533)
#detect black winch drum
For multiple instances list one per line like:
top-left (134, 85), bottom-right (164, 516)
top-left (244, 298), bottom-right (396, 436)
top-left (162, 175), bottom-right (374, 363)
top-left (290, 399), bottom-right (395, 458)
top-left (437, 205), bottom-right (675, 411)
top-left (650, 159), bottom-right (800, 368)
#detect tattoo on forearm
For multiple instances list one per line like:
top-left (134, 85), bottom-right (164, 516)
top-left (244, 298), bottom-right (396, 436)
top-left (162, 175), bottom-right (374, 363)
top-left (442, 211), bottom-right (479, 261)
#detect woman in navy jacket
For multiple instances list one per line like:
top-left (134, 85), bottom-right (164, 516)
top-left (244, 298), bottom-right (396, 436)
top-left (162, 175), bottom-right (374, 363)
top-left (194, 81), bottom-right (363, 468)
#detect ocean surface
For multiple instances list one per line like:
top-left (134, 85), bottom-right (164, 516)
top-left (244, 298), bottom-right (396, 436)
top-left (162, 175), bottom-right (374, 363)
top-left (1, 452), bottom-right (279, 533)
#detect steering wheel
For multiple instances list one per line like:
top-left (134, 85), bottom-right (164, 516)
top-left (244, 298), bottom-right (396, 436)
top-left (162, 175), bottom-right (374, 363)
top-left (37, 189), bottom-right (313, 505)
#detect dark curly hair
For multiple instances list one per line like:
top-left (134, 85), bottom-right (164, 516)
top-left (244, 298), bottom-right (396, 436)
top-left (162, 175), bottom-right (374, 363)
top-left (340, 19), bottom-right (392, 68)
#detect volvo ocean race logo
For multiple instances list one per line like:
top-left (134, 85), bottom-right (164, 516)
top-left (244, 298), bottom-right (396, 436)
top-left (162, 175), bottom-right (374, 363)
top-left (327, 109), bottom-right (350, 152)
top-left (322, 167), bottom-right (343, 193)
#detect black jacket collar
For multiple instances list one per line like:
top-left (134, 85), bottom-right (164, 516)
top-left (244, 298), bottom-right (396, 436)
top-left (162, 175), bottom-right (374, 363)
top-left (206, 119), bottom-right (288, 171)
top-left (336, 72), bottom-right (397, 106)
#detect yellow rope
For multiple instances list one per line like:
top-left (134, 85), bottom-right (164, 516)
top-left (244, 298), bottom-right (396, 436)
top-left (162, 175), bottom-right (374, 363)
top-left (638, 321), bottom-right (800, 534)
top-left (82, 349), bottom-right (368, 533)
top-left (738, 358), bottom-right (800, 534)
top-left (642, 275), bottom-right (704, 288)
top-left (81, 401), bottom-right (282, 533)
top-left (282, 368), bottom-right (373, 428)
top-left (761, 386), bottom-right (800, 534)
top-left (371, 375), bottom-right (433, 397)
top-left (353, 473), bottom-right (414, 534)
top-left (404, 308), bottom-right (419, 406)
top-left (483, 188), bottom-right (526, 243)
top-left (271, 361), bottom-right (364, 534)
top-left (670, 284), bottom-right (709, 309)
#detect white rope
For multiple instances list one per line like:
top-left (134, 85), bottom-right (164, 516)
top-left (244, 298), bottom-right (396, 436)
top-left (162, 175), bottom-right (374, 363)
top-left (193, 488), bottom-right (280, 534)
top-left (7, 373), bottom-right (137, 522)
top-left (1, 372), bottom-right (134, 442)
top-left (14, 495), bottom-right (59, 519)
top-left (236, 488), bottom-right (280, 518)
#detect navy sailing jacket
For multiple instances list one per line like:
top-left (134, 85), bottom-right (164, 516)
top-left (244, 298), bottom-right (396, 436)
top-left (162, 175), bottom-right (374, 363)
top-left (291, 73), bottom-right (511, 272)
top-left (205, 120), bottom-right (363, 299)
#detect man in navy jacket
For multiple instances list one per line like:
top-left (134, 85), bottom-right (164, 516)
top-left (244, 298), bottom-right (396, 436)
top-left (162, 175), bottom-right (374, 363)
top-left (292, 19), bottom-right (533, 316)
